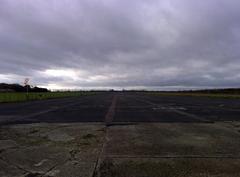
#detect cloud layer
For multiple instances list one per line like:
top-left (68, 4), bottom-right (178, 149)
top-left (0, 0), bottom-right (240, 90)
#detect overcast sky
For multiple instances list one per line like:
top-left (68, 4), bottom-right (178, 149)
top-left (0, 0), bottom-right (240, 90)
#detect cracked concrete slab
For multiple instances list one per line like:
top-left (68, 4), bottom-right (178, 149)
top-left (44, 160), bottom-right (97, 177)
top-left (97, 158), bottom-right (240, 177)
top-left (91, 122), bottom-right (240, 177)
top-left (0, 159), bottom-right (25, 177)
top-left (1, 121), bottom-right (240, 177)
top-left (0, 140), bottom-right (18, 152)
top-left (0, 123), bottom-right (105, 177)
top-left (106, 123), bottom-right (240, 157)
top-left (1, 146), bottom-right (70, 174)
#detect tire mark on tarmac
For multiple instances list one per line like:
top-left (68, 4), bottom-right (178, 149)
top-left (133, 96), bottom-right (212, 123)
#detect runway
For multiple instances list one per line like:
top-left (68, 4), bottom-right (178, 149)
top-left (1, 92), bottom-right (240, 125)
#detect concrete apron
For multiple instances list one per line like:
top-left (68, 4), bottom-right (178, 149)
top-left (1, 122), bottom-right (240, 177)
top-left (0, 123), bottom-right (105, 177)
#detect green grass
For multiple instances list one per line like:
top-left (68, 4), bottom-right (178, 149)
top-left (0, 92), bottom-right (95, 103)
top-left (147, 92), bottom-right (240, 99)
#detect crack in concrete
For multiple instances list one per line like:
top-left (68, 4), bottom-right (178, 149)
top-left (40, 158), bottom-right (69, 177)
top-left (91, 128), bottom-right (109, 177)
top-left (0, 144), bottom-right (70, 177)
top-left (0, 156), bottom-right (30, 174)
top-left (92, 95), bottom-right (118, 177)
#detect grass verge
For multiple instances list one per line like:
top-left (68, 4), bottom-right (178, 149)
top-left (147, 92), bottom-right (240, 99)
top-left (0, 91), bottom-right (95, 103)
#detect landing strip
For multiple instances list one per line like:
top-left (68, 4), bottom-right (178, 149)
top-left (1, 92), bottom-right (240, 176)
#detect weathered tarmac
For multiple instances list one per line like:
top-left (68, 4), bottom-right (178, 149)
top-left (1, 92), bottom-right (240, 177)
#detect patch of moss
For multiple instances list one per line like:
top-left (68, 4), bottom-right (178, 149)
top-left (16, 135), bottom-right (51, 146)
top-left (29, 129), bottom-right (39, 134)
top-left (82, 133), bottom-right (97, 139)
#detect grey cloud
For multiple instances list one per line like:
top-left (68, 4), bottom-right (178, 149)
top-left (0, 0), bottom-right (240, 89)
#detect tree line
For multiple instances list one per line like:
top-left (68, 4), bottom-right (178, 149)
top-left (0, 83), bottom-right (49, 92)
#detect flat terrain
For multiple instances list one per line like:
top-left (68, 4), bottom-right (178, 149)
top-left (1, 92), bottom-right (240, 177)
top-left (0, 92), bottom-right (94, 103)
top-left (1, 92), bottom-right (240, 124)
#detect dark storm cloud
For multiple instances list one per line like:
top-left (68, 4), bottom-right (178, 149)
top-left (0, 0), bottom-right (240, 89)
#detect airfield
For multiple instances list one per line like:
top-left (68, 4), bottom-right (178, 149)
top-left (1, 92), bottom-right (240, 177)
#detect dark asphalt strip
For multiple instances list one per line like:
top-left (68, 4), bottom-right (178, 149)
top-left (0, 96), bottom-right (85, 112)
top-left (0, 98), bottom-right (92, 125)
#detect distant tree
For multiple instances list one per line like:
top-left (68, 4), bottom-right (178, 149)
top-left (0, 83), bottom-right (49, 92)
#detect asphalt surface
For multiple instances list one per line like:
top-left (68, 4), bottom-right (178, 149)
top-left (0, 92), bottom-right (240, 125)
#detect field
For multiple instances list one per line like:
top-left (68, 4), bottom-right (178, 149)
top-left (1, 91), bottom-right (240, 103)
top-left (0, 91), bottom-right (95, 103)
top-left (147, 92), bottom-right (240, 99)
